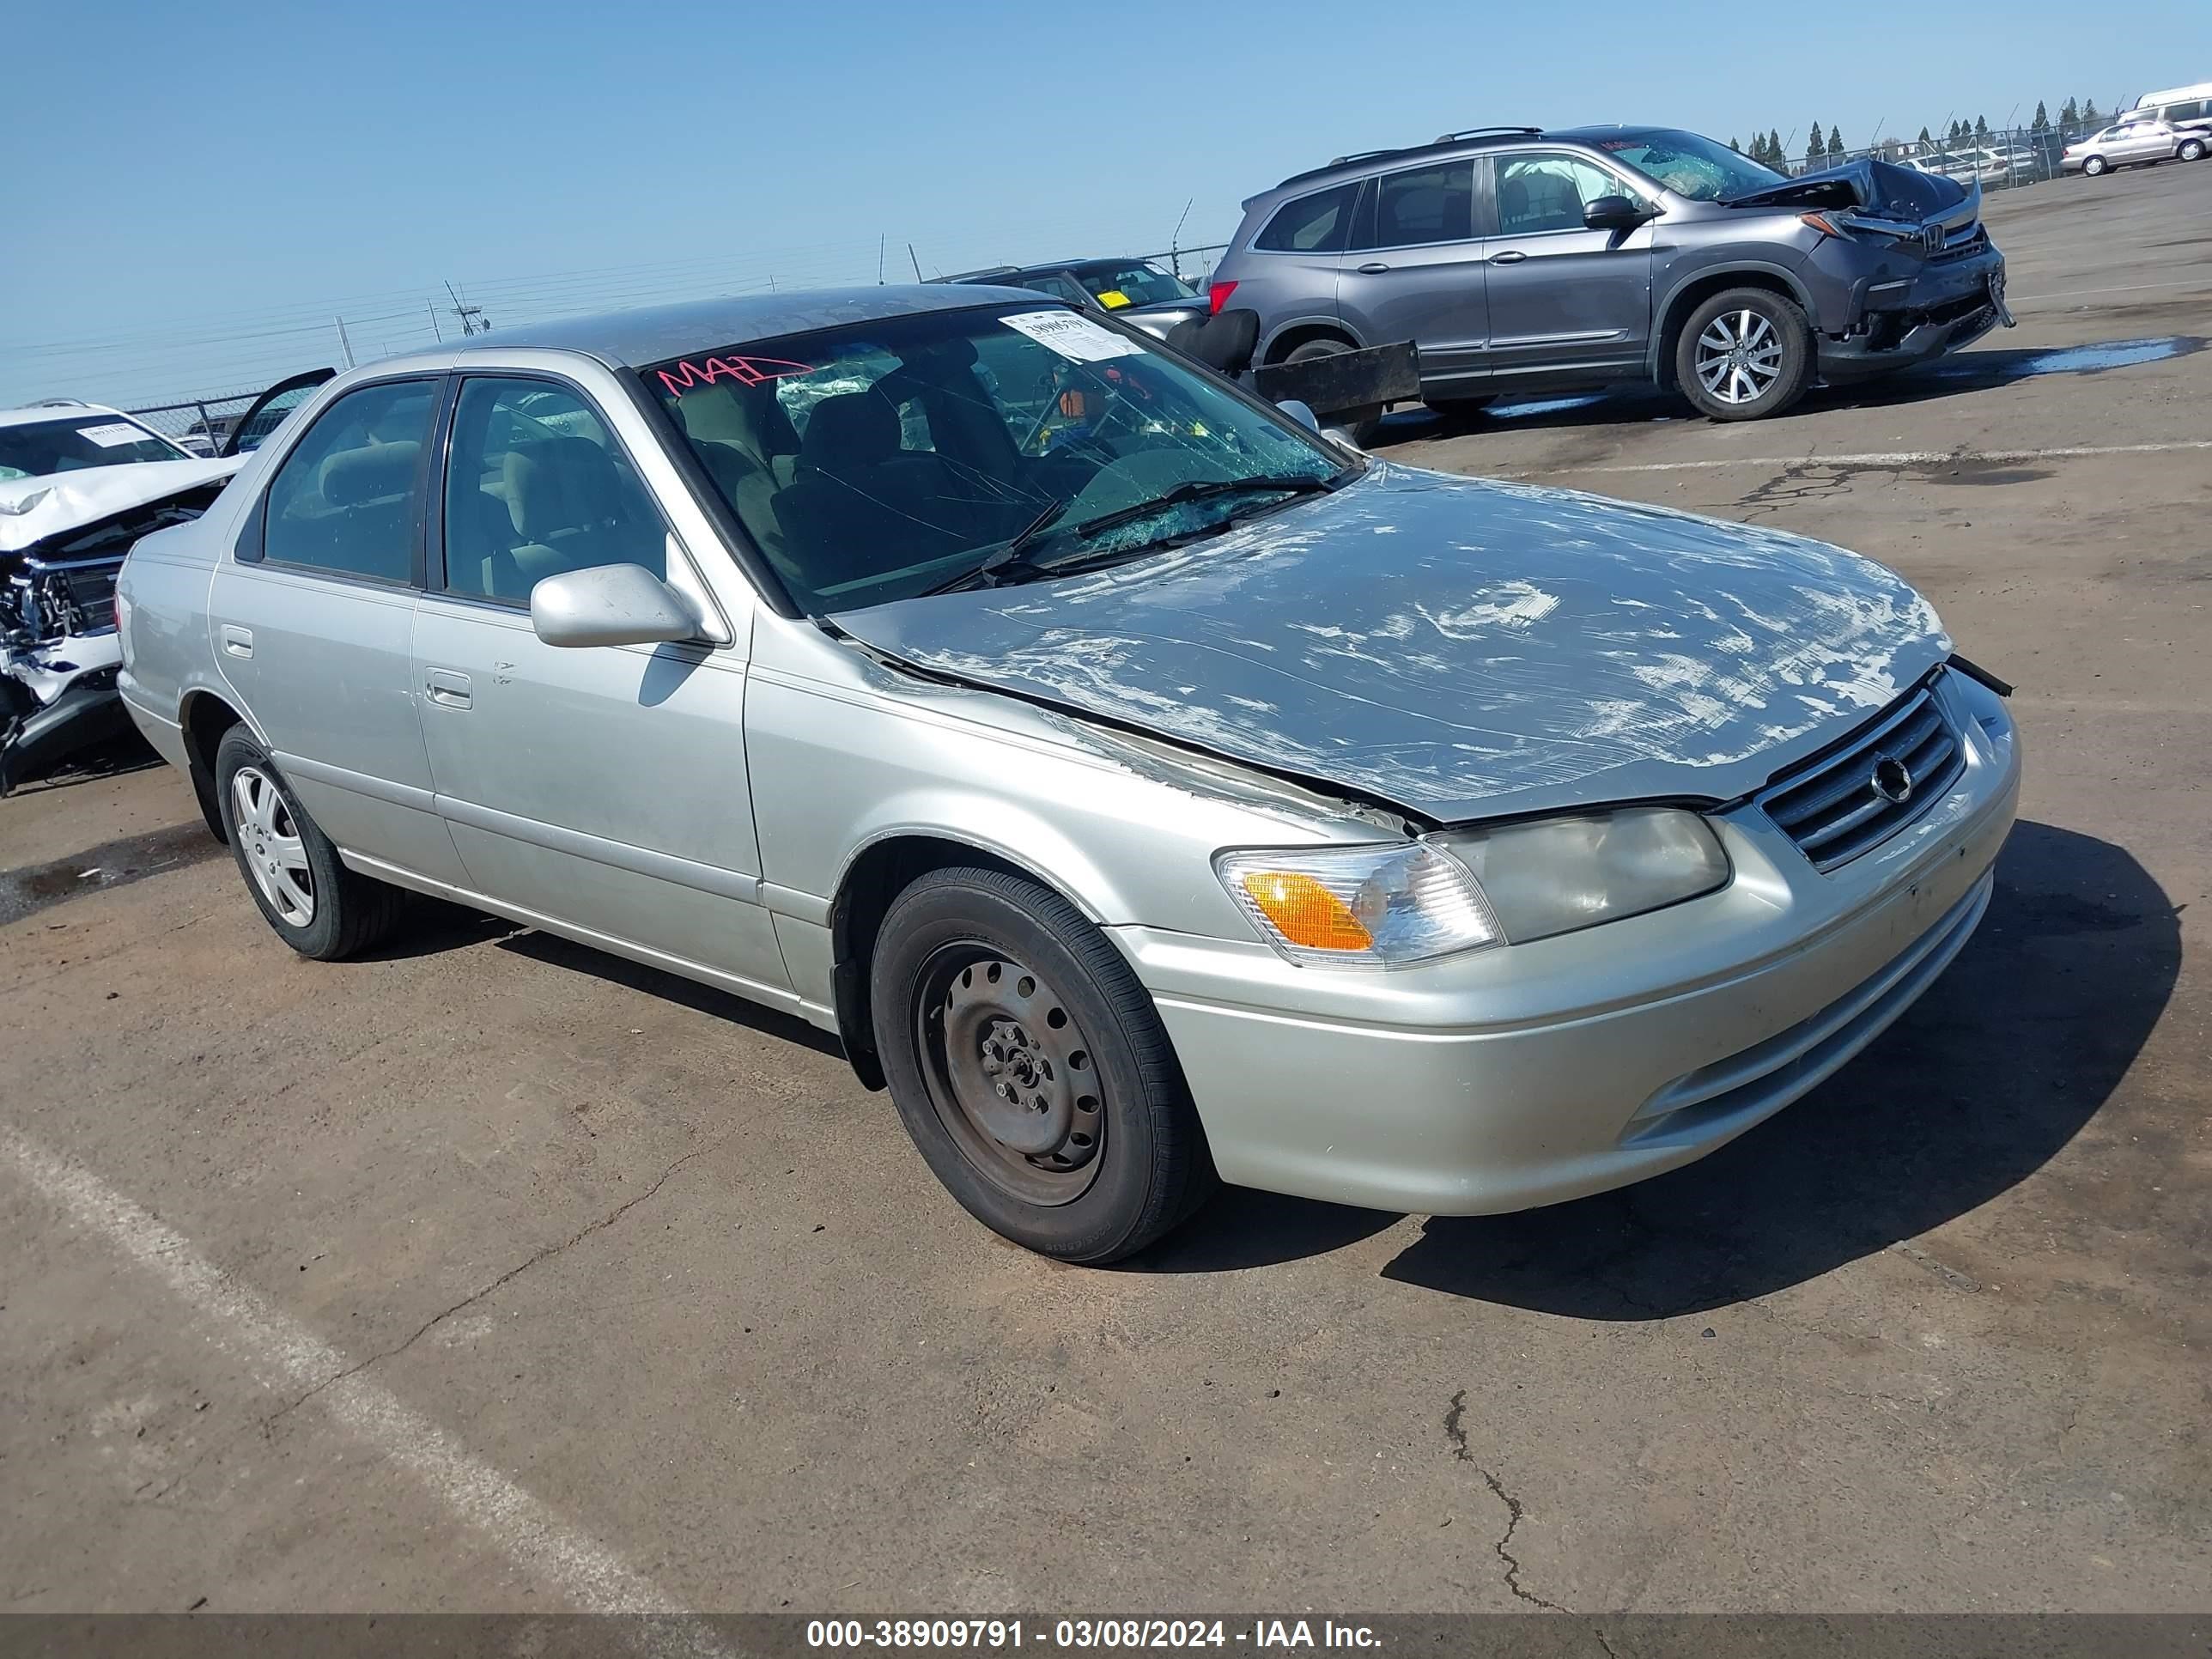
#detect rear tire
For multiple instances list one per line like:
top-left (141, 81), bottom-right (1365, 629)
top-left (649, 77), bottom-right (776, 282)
top-left (2083, 155), bottom-right (2109, 176)
top-left (1674, 288), bottom-right (1814, 422)
top-left (214, 725), bottom-right (404, 961)
top-left (870, 866), bottom-right (1214, 1263)
top-left (1284, 337), bottom-right (1383, 447)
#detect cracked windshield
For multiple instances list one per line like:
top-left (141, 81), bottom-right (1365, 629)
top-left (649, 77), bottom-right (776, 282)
top-left (643, 303), bottom-right (1349, 611)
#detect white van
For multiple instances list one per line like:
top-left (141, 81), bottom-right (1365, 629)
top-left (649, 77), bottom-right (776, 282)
top-left (2128, 82), bottom-right (2212, 134)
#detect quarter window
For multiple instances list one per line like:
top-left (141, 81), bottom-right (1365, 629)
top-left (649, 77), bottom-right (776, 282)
top-left (260, 380), bottom-right (437, 582)
top-left (1255, 182), bottom-right (1361, 253)
top-left (1370, 163), bottom-right (1474, 247)
top-left (1493, 155), bottom-right (1628, 236)
top-left (441, 378), bottom-right (665, 605)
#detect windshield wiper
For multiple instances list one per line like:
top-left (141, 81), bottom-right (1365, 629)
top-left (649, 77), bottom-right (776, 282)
top-left (1070, 473), bottom-right (1333, 540)
top-left (921, 496), bottom-right (1071, 595)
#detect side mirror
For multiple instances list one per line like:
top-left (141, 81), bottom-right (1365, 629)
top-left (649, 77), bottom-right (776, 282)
top-left (1583, 195), bottom-right (1650, 233)
top-left (1276, 398), bottom-right (1322, 433)
top-left (530, 562), bottom-right (703, 649)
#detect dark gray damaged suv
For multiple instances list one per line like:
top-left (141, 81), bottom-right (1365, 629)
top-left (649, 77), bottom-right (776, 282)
top-left (1206, 125), bottom-right (2013, 425)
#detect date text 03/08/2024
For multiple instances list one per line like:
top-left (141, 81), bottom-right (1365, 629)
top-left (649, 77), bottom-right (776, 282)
top-left (805, 1620), bottom-right (1383, 1650)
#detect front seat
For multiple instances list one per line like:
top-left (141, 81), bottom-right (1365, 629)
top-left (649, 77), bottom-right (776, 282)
top-left (773, 391), bottom-right (966, 592)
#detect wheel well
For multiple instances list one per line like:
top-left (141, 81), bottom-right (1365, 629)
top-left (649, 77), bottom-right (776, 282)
top-left (829, 836), bottom-right (1038, 1091)
top-left (1265, 323), bottom-right (1357, 366)
top-left (179, 690), bottom-right (245, 842)
top-left (1656, 271), bottom-right (1805, 386)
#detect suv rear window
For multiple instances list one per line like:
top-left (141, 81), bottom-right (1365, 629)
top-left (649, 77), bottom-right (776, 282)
top-left (1254, 183), bottom-right (1360, 253)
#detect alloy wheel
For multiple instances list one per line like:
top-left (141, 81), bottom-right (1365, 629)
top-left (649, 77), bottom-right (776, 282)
top-left (1693, 308), bottom-right (1785, 406)
top-left (915, 947), bottom-right (1104, 1206)
top-left (231, 766), bottom-right (314, 927)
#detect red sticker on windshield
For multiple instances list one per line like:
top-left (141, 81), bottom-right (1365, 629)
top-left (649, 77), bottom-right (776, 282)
top-left (655, 356), bottom-right (816, 396)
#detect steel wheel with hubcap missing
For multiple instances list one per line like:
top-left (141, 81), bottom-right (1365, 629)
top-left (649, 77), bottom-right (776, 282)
top-left (1674, 287), bottom-right (1812, 421)
top-left (231, 765), bottom-right (315, 927)
top-left (916, 947), bottom-right (1104, 1206)
top-left (871, 865), bottom-right (1215, 1262)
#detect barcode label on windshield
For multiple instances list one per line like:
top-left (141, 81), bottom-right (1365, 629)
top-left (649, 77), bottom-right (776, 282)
top-left (1000, 310), bottom-right (1144, 362)
top-left (78, 422), bottom-right (154, 448)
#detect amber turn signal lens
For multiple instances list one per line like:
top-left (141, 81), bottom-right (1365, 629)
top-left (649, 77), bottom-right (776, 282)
top-left (1237, 871), bottom-right (1375, 951)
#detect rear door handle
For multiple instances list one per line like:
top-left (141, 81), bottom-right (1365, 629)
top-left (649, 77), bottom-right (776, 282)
top-left (425, 668), bottom-right (471, 709)
top-left (1488, 250), bottom-right (1528, 265)
top-left (220, 624), bottom-right (253, 659)
top-left (1355, 261), bottom-right (1392, 274)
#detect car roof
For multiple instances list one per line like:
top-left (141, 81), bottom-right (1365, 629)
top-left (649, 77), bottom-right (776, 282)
top-left (440, 285), bottom-right (1048, 369)
top-left (0, 398), bottom-right (133, 430)
top-left (1259, 125), bottom-right (1713, 201)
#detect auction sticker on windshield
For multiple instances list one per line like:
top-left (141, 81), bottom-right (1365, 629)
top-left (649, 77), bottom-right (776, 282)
top-left (1000, 310), bottom-right (1143, 362)
top-left (77, 422), bottom-right (156, 448)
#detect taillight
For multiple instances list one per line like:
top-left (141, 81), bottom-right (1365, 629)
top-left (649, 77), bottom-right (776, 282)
top-left (1208, 280), bottom-right (1238, 315)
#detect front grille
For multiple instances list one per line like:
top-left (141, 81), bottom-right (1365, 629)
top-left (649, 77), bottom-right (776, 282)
top-left (1759, 684), bottom-right (1965, 872)
top-left (1935, 221), bottom-right (1986, 260)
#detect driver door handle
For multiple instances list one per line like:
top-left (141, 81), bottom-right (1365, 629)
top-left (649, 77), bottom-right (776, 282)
top-left (1489, 250), bottom-right (1528, 264)
top-left (1355, 262), bottom-right (1392, 274)
top-left (424, 668), bottom-right (471, 709)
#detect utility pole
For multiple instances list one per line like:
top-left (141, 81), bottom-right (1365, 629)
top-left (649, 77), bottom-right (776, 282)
top-left (878, 233), bottom-right (887, 284)
top-left (444, 281), bottom-right (485, 337)
top-left (908, 243), bottom-right (924, 283)
top-left (334, 316), bottom-right (356, 369)
top-left (1168, 197), bottom-right (1193, 282)
top-left (428, 301), bottom-right (443, 344)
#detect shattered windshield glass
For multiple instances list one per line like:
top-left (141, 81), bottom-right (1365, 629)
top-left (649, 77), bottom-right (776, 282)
top-left (644, 303), bottom-right (1348, 611)
top-left (1594, 129), bottom-right (1787, 202)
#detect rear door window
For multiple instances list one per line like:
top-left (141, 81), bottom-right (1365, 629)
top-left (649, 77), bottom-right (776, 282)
top-left (1367, 162), bottom-right (1475, 247)
top-left (258, 380), bottom-right (437, 582)
top-left (1255, 182), bottom-right (1362, 252)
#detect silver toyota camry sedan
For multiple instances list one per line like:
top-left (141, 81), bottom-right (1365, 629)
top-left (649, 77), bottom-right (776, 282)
top-left (116, 287), bottom-right (2020, 1262)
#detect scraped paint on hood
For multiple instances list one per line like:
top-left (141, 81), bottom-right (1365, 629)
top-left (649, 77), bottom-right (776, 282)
top-left (0, 456), bottom-right (244, 556)
top-left (830, 463), bottom-right (1952, 823)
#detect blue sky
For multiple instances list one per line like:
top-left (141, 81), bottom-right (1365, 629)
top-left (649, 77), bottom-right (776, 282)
top-left (5, 0), bottom-right (2205, 409)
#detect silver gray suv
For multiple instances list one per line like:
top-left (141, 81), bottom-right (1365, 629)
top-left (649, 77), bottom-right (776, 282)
top-left (1207, 125), bottom-right (2011, 428)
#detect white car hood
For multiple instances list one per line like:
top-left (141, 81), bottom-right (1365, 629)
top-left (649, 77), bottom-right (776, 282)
top-left (0, 456), bottom-right (244, 556)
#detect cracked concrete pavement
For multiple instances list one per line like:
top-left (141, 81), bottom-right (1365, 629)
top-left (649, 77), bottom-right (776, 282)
top-left (2, 162), bottom-right (2209, 1615)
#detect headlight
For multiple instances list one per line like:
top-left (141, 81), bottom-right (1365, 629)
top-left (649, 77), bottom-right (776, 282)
top-left (1218, 807), bottom-right (1729, 969)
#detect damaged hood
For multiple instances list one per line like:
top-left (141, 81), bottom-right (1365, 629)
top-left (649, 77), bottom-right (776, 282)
top-left (1727, 155), bottom-right (1977, 222)
top-left (831, 464), bottom-right (1952, 823)
top-left (0, 456), bottom-right (243, 556)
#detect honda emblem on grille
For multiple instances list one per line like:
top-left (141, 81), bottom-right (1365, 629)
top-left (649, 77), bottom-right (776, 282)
top-left (1870, 751), bottom-right (1914, 804)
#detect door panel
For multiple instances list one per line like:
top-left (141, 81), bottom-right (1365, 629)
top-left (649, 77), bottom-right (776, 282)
top-left (412, 372), bottom-right (787, 998)
top-left (410, 601), bottom-right (786, 994)
top-left (1478, 153), bottom-right (1656, 380)
top-left (1335, 161), bottom-right (1489, 380)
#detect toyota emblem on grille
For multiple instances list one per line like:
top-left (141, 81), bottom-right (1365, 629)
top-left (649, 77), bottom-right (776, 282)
top-left (1870, 751), bottom-right (1914, 804)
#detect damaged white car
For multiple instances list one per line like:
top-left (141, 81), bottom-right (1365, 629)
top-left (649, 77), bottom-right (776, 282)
top-left (2, 378), bottom-right (325, 793)
top-left (115, 291), bottom-right (2021, 1262)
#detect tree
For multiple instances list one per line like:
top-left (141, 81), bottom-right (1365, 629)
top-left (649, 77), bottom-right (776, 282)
top-left (2082, 99), bottom-right (2100, 125)
top-left (1917, 125), bottom-right (1934, 146)
top-left (1807, 124), bottom-right (1826, 166)
top-left (1973, 115), bottom-right (1990, 145)
top-left (2032, 100), bottom-right (2050, 133)
top-left (1769, 128), bottom-right (1785, 167)
top-left (1728, 135), bottom-right (1741, 153)
top-left (2059, 97), bottom-right (2079, 128)
top-left (1827, 124), bottom-right (1844, 155)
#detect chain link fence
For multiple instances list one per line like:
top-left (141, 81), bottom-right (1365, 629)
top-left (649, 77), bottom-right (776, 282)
top-left (121, 388), bottom-right (275, 456)
top-left (1777, 124), bottom-right (2128, 191)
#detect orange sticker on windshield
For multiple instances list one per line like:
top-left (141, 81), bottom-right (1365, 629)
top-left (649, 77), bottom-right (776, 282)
top-left (655, 356), bottom-right (815, 397)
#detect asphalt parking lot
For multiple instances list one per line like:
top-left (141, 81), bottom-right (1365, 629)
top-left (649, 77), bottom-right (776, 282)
top-left (3, 161), bottom-right (2208, 1618)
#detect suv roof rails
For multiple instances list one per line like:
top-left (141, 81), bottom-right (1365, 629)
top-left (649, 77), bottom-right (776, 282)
top-left (31, 398), bottom-right (91, 409)
top-left (1431, 125), bottom-right (1544, 143)
top-left (1274, 126), bottom-right (1547, 191)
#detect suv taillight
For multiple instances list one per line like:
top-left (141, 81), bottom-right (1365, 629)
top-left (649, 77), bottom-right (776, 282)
top-left (1208, 280), bottom-right (1238, 315)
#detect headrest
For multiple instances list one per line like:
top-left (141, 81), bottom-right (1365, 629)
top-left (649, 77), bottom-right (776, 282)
top-left (319, 441), bottom-right (420, 507)
top-left (800, 392), bottom-right (901, 469)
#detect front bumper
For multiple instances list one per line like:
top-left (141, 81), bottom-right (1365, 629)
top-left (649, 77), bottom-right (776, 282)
top-left (1818, 244), bottom-right (2011, 380)
top-left (1115, 671), bottom-right (2021, 1215)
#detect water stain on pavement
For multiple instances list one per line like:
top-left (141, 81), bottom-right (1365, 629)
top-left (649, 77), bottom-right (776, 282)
top-left (0, 822), bottom-right (224, 927)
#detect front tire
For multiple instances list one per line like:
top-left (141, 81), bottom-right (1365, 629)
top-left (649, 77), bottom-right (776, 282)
top-left (2179, 138), bottom-right (2207, 162)
top-left (870, 866), bottom-right (1214, 1263)
top-left (1284, 338), bottom-right (1383, 447)
top-left (1674, 288), bottom-right (1814, 421)
top-left (214, 725), bottom-right (404, 960)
